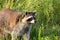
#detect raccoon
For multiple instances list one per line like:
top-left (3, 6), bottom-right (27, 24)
top-left (0, 9), bottom-right (36, 40)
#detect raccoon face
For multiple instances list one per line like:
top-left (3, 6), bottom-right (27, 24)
top-left (22, 12), bottom-right (36, 24)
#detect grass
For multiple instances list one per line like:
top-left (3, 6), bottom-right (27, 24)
top-left (0, 0), bottom-right (60, 40)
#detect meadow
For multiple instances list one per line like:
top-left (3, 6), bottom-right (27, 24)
top-left (0, 0), bottom-right (60, 40)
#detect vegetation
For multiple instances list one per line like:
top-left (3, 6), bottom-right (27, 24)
top-left (0, 0), bottom-right (60, 40)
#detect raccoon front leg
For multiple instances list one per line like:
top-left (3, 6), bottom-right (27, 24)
top-left (11, 34), bottom-right (18, 40)
top-left (23, 32), bottom-right (30, 40)
top-left (24, 27), bottom-right (31, 40)
top-left (24, 26), bottom-right (32, 40)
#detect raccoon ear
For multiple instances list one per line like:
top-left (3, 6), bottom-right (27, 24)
top-left (25, 12), bottom-right (36, 15)
top-left (33, 12), bottom-right (36, 15)
top-left (26, 12), bottom-right (31, 15)
top-left (26, 12), bottom-right (29, 15)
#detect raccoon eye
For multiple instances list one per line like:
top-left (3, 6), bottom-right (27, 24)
top-left (27, 18), bottom-right (32, 21)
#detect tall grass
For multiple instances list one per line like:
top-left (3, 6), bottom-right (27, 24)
top-left (0, 0), bottom-right (60, 40)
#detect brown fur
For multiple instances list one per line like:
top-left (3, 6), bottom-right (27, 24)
top-left (0, 9), bottom-right (36, 40)
top-left (0, 9), bottom-right (23, 36)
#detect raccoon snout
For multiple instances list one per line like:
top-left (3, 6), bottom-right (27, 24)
top-left (30, 20), bottom-right (36, 23)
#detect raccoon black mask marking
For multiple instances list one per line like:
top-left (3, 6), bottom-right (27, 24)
top-left (22, 12), bottom-right (36, 24)
top-left (0, 8), bottom-right (36, 40)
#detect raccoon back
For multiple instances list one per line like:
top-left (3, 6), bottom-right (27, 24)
top-left (0, 9), bottom-right (23, 33)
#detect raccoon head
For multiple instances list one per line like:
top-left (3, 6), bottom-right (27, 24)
top-left (22, 12), bottom-right (36, 24)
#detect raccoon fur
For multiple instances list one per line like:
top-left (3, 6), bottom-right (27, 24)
top-left (0, 9), bottom-right (36, 40)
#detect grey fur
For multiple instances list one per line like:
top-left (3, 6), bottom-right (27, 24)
top-left (0, 9), bottom-right (36, 40)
